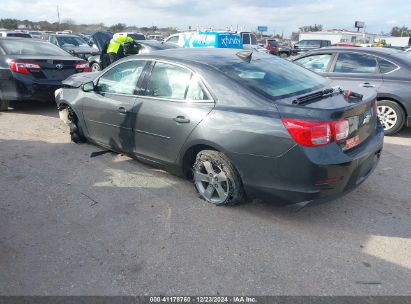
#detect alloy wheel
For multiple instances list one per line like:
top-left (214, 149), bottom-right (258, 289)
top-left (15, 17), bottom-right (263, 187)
top-left (194, 160), bottom-right (229, 204)
top-left (377, 105), bottom-right (398, 130)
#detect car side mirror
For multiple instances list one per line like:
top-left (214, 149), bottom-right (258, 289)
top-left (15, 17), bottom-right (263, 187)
top-left (82, 81), bottom-right (95, 92)
top-left (88, 40), bottom-right (93, 47)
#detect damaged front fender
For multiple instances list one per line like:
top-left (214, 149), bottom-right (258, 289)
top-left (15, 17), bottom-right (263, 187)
top-left (62, 72), bottom-right (100, 88)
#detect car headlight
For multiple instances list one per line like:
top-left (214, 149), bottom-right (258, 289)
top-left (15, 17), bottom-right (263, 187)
top-left (55, 88), bottom-right (62, 99)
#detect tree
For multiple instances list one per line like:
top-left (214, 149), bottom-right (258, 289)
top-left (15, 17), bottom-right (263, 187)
top-left (299, 24), bottom-right (323, 33)
top-left (110, 23), bottom-right (126, 33)
top-left (390, 26), bottom-right (411, 37)
top-left (0, 18), bottom-right (18, 29)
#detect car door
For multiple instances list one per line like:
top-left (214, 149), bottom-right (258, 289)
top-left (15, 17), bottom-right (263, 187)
top-left (81, 60), bottom-right (148, 152)
top-left (326, 52), bottom-right (383, 91)
top-left (131, 61), bottom-right (215, 164)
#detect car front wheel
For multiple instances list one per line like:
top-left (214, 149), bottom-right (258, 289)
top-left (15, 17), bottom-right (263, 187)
top-left (193, 150), bottom-right (244, 206)
top-left (377, 100), bottom-right (405, 135)
top-left (90, 62), bottom-right (101, 72)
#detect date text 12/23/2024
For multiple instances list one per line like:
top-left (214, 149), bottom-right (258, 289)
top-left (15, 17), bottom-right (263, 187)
top-left (149, 297), bottom-right (257, 303)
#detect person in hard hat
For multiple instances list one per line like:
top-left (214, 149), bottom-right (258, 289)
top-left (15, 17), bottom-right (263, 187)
top-left (106, 33), bottom-right (139, 65)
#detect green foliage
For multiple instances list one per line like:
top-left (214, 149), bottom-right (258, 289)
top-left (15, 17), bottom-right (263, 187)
top-left (390, 26), bottom-right (411, 37)
top-left (299, 24), bottom-right (323, 33)
top-left (109, 23), bottom-right (126, 33)
top-left (0, 19), bottom-right (18, 29)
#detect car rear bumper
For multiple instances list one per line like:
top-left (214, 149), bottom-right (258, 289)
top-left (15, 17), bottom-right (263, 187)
top-left (0, 77), bottom-right (63, 102)
top-left (231, 125), bottom-right (384, 205)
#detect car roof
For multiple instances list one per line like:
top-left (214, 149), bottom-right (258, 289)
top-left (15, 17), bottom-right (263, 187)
top-left (0, 37), bottom-right (42, 42)
top-left (51, 34), bottom-right (82, 38)
top-left (128, 48), bottom-right (270, 69)
top-left (310, 46), bottom-right (402, 55)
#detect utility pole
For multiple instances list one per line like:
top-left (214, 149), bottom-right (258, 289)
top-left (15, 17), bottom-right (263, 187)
top-left (57, 5), bottom-right (60, 30)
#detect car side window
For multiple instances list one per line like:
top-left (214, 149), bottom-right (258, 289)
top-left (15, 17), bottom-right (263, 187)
top-left (378, 59), bottom-right (398, 73)
top-left (186, 75), bottom-right (208, 100)
top-left (294, 54), bottom-right (332, 73)
top-left (166, 35), bottom-right (179, 44)
top-left (333, 53), bottom-right (378, 73)
top-left (50, 36), bottom-right (57, 45)
top-left (96, 60), bottom-right (146, 95)
top-left (146, 62), bottom-right (207, 100)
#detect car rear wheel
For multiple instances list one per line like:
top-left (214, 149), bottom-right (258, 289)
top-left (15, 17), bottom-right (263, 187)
top-left (91, 62), bottom-right (101, 72)
top-left (0, 99), bottom-right (10, 111)
top-left (377, 100), bottom-right (405, 135)
top-left (193, 150), bottom-right (244, 206)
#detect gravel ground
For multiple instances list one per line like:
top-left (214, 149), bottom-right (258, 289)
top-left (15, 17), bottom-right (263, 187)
top-left (0, 101), bottom-right (410, 296)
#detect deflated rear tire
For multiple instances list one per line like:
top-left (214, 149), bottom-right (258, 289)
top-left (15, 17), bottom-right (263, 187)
top-left (193, 150), bottom-right (244, 206)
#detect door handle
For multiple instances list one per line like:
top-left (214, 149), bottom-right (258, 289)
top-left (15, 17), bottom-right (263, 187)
top-left (118, 107), bottom-right (127, 114)
top-left (173, 116), bottom-right (190, 123)
top-left (361, 82), bottom-right (375, 88)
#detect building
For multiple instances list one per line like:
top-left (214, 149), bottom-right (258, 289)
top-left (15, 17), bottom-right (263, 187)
top-left (299, 29), bottom-right (376, 45)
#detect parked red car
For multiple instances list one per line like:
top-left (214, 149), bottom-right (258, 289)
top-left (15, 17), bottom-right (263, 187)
top-left (258, 39), bottom-right (279, 55)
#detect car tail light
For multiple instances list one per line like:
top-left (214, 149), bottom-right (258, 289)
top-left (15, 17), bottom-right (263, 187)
top-left (8, 61), bottom-right (41, 75)
top-left (331, 120), bottom-right (349, 142)
top-left (75, 62), bottom-right (90, 72)
top-left (281, 118), bottom-right (350, 147)
top-left (281, 119), bottom-right (331, 146)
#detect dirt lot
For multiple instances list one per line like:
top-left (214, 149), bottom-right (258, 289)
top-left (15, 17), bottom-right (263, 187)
top-left (0, 101), bottom-right (410, 295)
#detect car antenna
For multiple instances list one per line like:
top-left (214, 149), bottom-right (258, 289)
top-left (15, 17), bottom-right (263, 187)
top-left (236, 50), bottom-right (253, 63)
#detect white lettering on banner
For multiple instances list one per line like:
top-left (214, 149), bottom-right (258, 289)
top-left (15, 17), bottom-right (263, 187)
top-left (221, 37), bottom-right (241, 47)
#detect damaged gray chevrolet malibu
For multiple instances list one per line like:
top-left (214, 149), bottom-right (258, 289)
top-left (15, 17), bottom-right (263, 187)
top-left (55, 48), bottom-right (384, 206)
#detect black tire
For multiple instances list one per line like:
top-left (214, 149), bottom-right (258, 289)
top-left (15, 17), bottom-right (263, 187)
top-left (279, 52), bottom-right (288, 58)
top-left (90, 62), bottom-right (101, 72)
top-left (193, 150), bottom-right (244, 206)
top-left (68, 109), bottom-right (86, 143)
top-left (0, 99), bottom-right (10, 111)
top-left (377, 100), bottom-right (406, 135)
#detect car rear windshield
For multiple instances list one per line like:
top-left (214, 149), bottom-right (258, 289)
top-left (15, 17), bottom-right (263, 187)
top-left (220, 57), bottom-right (328, 100)
top-left (6, 33), bottom-right (31, 38)
top-left (56, 36), bottom-right (88, 47)
top-left (0, 40), bottom-right (70, 56)
top-left (267, 40), bottom-right (279, 46)
top-left (129, 34), bottom-right (146, 40)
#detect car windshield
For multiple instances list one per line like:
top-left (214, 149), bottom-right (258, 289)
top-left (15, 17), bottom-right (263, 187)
top-left (0, 40), bottom-right (70, 56)
top-left (56, 36), bottom-right (88, 47)
top-left (219, 57), bottom-right (329, 100)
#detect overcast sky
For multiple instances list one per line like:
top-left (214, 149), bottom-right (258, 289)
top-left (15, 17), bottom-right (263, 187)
top-left (0, 0), bottom-right (409, 35)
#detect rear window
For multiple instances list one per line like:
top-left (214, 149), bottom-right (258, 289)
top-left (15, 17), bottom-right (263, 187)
top-left (56, 36), bottom-right (88, 47)
top-left (6, 33), bottom-right (31, 38)
top-left (267, 40), bottom-right (279, 46)
top-left (0, 40), bottom-right (70, 56)
top-left (220, 57), bottom-right (328, 100)
top-left (129, 34), bottom-right (146, 40)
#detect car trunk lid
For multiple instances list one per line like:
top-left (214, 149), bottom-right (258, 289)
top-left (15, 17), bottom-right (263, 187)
top-left (276, 88), bottom-right (379, 151)
top-left (8, 56), bottom-right (88, 81)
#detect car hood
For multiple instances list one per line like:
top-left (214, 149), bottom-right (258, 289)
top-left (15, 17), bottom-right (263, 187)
top-left (62, 72), bottom-right (100, 88)
top-left (91, 31), bottom-right (114, 51)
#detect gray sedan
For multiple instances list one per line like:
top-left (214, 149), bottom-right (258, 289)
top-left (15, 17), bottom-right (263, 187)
top-left (55, 49), bottom-right (383, 206)
top-left (291, 47), bottom-right (411, 135)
